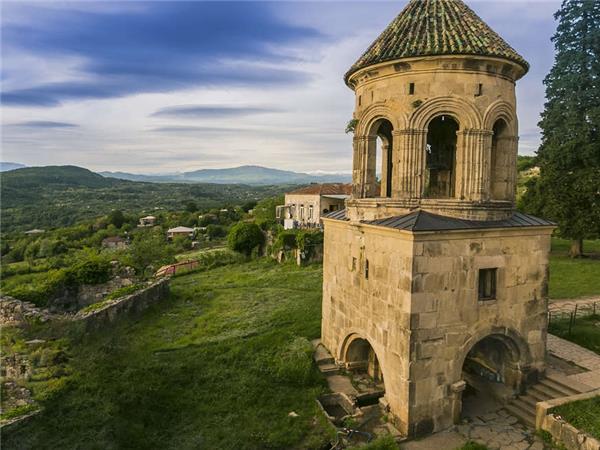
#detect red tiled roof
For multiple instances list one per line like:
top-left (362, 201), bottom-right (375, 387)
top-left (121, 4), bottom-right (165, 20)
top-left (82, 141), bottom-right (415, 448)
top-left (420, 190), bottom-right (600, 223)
top-left (287, 183), bottom-right (352, 196)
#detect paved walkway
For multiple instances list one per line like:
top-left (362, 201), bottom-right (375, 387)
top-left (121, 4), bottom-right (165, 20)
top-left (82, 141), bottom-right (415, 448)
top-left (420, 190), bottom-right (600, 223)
top-left (548, 296), bottom-right (600, 314)
top-left (547, 333), bottom-right (600, 388)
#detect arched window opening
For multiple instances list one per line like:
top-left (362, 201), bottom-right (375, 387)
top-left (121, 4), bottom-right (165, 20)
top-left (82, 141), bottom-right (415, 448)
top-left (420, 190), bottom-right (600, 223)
top-left (425, 115), bottom-right (459, 198)
top-left (461, 335), bottom-right (521, 419)
top-left (490, 119), bottom-right (511, 200)
top-left (365, 119), bottom-right (394, 198)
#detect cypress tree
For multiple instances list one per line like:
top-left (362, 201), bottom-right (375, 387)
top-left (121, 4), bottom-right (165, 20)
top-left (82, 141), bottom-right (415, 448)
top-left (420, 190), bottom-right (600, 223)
top-left (530, 0), bottom-right (600, 257)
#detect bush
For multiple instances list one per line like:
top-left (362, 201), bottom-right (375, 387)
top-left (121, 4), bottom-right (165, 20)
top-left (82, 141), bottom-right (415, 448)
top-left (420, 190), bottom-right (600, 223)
top-left (3, 269), bottom-right (73, 307)
top-left (360, 435), bottom-right (398, 450)
top-left (68, 258), bottom-right (111, 285)
top-left (206, 224), bottom-right (227, 240)
top-left (227, 222), bottom-right (265, 257)
top-left (272, 230), bottom-right (298, 253)
top-left (296, 230), bottom-right (323, 258)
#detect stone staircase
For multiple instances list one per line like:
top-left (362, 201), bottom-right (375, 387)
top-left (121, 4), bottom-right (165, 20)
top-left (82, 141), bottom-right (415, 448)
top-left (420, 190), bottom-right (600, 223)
top-left (505, 372), bottom-right (588, 427)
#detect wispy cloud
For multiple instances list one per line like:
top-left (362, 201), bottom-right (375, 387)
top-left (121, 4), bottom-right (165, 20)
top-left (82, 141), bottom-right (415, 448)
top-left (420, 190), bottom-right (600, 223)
top-left (1, 2), bottom-right (320, 106)
top-left (150, 105), bottom-right (281, 119)
top-left (9, 120), bottom-right (78, 128)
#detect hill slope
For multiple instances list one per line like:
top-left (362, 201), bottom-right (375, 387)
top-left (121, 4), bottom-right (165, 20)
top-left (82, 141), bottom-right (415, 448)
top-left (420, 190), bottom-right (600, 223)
top-left (1, 166), bottom-right (291, 231)
top-left (101, 165), bottom-right (351, 185)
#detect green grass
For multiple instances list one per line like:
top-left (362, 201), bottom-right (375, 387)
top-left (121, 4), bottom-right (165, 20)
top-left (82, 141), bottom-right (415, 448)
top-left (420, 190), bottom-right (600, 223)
top-left (553, 396), bottom-right (600, 440)
top-left (3, 260), bottom-right (333, 450)
top-left (548, 314), bottom-right (600, 354)
top-left (455, 442), bottom-right (489, 450)
top-left (549, 238), bottom-right (600, 299)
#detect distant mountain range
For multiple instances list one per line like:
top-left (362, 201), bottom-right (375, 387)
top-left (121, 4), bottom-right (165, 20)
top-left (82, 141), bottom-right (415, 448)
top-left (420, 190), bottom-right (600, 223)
top-left (0, 162), bottom-right (350, 184)
top-left (99, 165), bottom-right (351, 185)
top-left (0, 162), bottom-right (26, 172)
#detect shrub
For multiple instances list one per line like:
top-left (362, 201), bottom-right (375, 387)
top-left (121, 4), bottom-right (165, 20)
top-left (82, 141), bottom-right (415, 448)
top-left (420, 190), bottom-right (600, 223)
top-left (360, 435), bottom-right (398, 450)
top-left (206, 224), bottom-right (227, 239)
top-left (227, 222), bottom-right (265, 257)
top-left (296, 230), bottom-right (323, 258)
top-left (68, 258), bottom-right (111, 285)
top-left (105, 283), bottom-right (144, 300)
top-left (272, 230), bottom-right (298, 253)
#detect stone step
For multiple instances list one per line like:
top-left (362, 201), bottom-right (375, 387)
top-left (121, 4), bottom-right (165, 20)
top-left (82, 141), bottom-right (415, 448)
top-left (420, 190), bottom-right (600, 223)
top-left (518, 394), bottom-right (539, 408)
top-left (313, 344), bottom-right (335, 366)
top-left (543, 373), bottom-right (586, 396)
top-left (319, 363), bottom-right (341, 375)
top-left (505, 400), bottom-right (535, 428)
top-left (529, 382), bottom-right (570, 400)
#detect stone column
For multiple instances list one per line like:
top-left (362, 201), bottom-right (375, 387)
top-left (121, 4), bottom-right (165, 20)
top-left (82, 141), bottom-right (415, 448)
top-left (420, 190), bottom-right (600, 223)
top-left (396, 129), bottom-right (427, 198)
top-left (352, 136), bottom-right (363, 198)
top-left (381, 141), bottom-right (390, 198)
top-left (364, 136), bottom-right (378, 197)
top-left (457, 129), bottom-right (493, 201)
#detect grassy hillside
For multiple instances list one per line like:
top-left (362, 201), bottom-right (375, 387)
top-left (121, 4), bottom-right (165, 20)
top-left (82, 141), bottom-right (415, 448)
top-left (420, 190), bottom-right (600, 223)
top-left (1, 166), bottom-right (290, 232)
top-left (3, 260), bottom-right (332, 450)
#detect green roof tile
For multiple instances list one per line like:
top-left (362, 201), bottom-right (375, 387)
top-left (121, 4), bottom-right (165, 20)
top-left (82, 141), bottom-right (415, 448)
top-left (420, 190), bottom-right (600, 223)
top-left (345, 0), bottom-right (529, 84)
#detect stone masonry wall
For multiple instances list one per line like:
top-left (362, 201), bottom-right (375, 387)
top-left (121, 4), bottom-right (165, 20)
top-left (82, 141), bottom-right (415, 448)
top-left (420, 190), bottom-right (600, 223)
top-left (322, 218), bottom-right (414, 433)
top-left (75, 278), bottom-right (170, 330)
top-left (322, 217), bottom-right (553, 436)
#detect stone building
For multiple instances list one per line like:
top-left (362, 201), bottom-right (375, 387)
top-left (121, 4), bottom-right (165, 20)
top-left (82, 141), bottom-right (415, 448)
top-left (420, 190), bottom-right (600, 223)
top-left (276, 183), bottom-right (351, 229)
top-left (320, 0), bottom-right (555, 437)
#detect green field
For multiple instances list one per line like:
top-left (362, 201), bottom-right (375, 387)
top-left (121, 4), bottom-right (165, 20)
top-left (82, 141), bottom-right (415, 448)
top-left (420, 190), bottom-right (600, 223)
top-left (4, 260), bottom-right (333, 450)
top-left (553, 396), bottom-right (600, 440)
top-left (549, 238), bottom-right (600, 299)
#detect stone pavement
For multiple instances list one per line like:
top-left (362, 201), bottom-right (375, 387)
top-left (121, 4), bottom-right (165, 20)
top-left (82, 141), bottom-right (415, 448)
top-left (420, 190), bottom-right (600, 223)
top-left (547, 333), bottom-right (600, 388)
top-left (548, 296), bottom-right (600, 314)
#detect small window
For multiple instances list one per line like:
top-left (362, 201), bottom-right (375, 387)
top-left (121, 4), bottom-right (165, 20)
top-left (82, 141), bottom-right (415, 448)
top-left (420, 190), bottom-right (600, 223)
top-left (308, 205), bottom-right (313, 220)
top-left (409, 82), bottom-right (415, 95)
top-left (478, 268), bottom-right (497, 300)
top-left (475, 83), bottom-right (483, 97)
top-left (352, 257), bottom-right (357, 271)
top-left (358, 95), bottom-right (362, 106)
top-left (300, 205), bottom-right (305, 220)
top-left (365, 259), bottom-right (369, 279)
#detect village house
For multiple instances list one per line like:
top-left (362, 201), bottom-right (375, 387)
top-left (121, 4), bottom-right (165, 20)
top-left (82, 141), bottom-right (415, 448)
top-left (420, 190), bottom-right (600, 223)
top-left (319, 0), bottom-right (556, 438)
top-left (166, 226), bottom-right (194, 239)
top-left (24, 229), bottom-right (45, 236)
top-left (138, 215), bottom-right (156, 227)
top-left (101, 236), bottom-right (128, 250)
top-left (276, 183), bottom-right (351, 230)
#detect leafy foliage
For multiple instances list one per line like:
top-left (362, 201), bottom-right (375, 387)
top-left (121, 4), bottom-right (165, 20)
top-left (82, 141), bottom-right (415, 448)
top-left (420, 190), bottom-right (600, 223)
top-left (553, 396), bottom-right (600, 440)
top-left (521, 1), bottom-right (600, 254)
top-left (227, 222), bottom-right (265, 257)
top-left (252, 195), bottom-right (284, 222)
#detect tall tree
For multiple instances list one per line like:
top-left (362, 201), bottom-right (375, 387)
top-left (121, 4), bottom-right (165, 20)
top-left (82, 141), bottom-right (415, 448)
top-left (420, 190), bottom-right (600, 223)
top-left (529, 0), bottom-right (600, 257)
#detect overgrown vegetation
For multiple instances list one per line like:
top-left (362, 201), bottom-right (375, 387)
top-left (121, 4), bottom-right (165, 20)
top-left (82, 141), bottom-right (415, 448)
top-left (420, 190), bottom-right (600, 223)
top-left (553, 396), bottom-right (600, 440)
top-left (3, 260), bottom-right (333, 449)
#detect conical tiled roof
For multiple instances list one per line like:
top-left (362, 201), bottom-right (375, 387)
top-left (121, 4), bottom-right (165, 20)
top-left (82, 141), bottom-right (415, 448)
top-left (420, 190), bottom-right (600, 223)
top-left (345, 0), bottom-right (529, 84)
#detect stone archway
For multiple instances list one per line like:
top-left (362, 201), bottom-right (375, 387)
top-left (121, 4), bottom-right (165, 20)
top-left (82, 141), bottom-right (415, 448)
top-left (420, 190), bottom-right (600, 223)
top-left (456, 332), bottom-right (528, 421)
top-left (341, 334), bottom-right (385, 384)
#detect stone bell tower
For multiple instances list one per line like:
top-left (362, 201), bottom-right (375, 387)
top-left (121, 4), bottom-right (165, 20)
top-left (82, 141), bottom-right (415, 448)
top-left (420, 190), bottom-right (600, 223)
top-left (321, 0), bottom-right (555, 437)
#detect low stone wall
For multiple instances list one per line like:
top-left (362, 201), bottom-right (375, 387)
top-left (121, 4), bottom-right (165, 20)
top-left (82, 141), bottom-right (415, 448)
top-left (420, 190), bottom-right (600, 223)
top-left (536, 389), bottom-right (600, 450)
top-left (0, 296), bottom-right (53, 326)
top-left (74, 278), bottom-right (170, 330)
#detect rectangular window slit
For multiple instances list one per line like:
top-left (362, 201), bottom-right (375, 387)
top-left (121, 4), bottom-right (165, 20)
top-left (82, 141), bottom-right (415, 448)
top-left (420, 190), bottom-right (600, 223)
top-left (409, 83), bottom-right (415, 95)
top-left (478, 268), bottom-right (497, 301)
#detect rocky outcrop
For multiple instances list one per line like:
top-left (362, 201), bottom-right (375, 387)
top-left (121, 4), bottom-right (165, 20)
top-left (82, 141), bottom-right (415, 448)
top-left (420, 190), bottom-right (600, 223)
top-left (0, 296), bottom-right (53, 326)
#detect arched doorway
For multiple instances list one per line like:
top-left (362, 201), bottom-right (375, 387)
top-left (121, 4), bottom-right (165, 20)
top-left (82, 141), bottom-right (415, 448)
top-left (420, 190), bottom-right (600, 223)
top-left (460, 334), bottom-right (523, 419)
top-left (425, 115), bottom-right (459, 198)
top-left (343, 336), bottom-right (384, 386)
top-left (366, 119), bottom-right (394, 198)
top-left (490, 118), bottom-right (511, 200)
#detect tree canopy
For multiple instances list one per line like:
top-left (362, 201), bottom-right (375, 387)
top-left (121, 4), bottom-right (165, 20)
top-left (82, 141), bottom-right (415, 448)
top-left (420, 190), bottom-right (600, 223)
top-left (227, 222), bottom-right (265, 257)
top-left (522, 0), bottom-right (600, 256)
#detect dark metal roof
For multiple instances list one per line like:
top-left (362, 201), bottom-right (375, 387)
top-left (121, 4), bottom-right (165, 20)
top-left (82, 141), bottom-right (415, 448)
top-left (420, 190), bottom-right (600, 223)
top-left (345, 0), bottom-right (529, 84)
top-left (362, 210), bottom-right (555, 231)
top-left (324, 209), bottom-right (349, 221)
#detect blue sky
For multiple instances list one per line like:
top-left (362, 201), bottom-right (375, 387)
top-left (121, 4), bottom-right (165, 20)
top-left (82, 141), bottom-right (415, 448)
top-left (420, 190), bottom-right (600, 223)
top-left (1, 1), bottom-right (560, 173)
